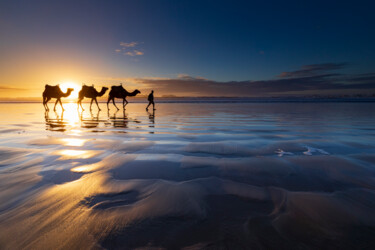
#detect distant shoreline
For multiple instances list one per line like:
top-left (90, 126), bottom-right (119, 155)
top-left (1, 97), bottom-right (375, 103)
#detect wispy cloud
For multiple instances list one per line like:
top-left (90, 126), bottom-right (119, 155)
top-left (120, 42), bottom-right (138, 47)
top-left (134, 50), bottom-right (144, 56)
top-left (278, 63), bottom-right (347, 78)
top-left (96, 63), bottom-right (375, 97)
top-left (0, 86), bottom-right (27, 91)
top-left (127, 64), bottom-right (375, 97)
top-left (116, 41), bottom-right (144, 57)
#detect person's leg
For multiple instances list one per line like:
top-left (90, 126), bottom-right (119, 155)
top-left (146, 102), bottom-right (151, 110)
top-left (152, 101), bottom-right (155, 110)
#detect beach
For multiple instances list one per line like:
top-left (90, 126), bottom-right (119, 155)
top-left (0, 102), bottom-right (375, 249)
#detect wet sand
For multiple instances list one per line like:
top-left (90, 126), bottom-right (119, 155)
top-left (0, 102), bottom-right (375, 249)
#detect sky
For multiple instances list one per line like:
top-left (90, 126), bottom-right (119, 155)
top-left (0, 0), bottom-right (375, 99)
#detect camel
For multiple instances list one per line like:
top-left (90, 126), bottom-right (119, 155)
top-left (42, 84), bottom-right (74, 111)
top-left (77, 85), bottom-right (108, 111)
top-left (107, 84), bottom-right (141, 110)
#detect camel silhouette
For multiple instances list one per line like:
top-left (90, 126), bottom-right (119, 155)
top-left (42, 84), bottom-right (74, 111)
top-left (77, 85), bottom-right (108, 111)
top-left (107, 84), bottom-right (141, 110)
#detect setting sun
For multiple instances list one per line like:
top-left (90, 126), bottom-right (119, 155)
top-left (59, 82), bottom-right (80, 99)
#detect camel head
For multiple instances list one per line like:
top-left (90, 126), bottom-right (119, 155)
top-left (98, 87), bottom-right (109, 96)
top-left (134, 89), bottom-right (141, 95)
top-left (66, 88), bottom-right (74, 95)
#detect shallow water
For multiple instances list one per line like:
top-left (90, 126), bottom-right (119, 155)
top-left (0, 102), bottom-right (375, 249)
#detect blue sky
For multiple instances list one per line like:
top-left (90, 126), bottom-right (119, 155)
top-left (0, 0), bottom-right (375, 97)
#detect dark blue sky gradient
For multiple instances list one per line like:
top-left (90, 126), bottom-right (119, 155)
top-left (1, 0), bottom-right (375, 96)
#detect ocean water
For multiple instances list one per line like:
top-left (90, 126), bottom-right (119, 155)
top-left (0, 102), bottom-right (374, 249)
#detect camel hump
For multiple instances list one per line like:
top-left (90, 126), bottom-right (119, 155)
top-left (111, 85), bottom-right (125, 91)
top-left (82, 85), bottom-right (93, 90)
top-left (45, 84), bottom-right (59, 90)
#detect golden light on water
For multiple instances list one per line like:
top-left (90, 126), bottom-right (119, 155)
top-left (71, 163), bottom-right (102, 173)
top-left (62, 103), bottom-right (80, 126)
top-left (61, 138), bottom-right (86, 147)
top-left (55, 149), bottom-right (102, 160)
top-left (59, 150), bottom-right (88, 157)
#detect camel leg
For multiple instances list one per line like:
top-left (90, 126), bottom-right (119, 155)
top-left (54, 99), bottom-right (59, 111)
top-left (95, 98), bottom-right (101, 111)
top-left (80, 99), bottom-right (85, 110)
top-left (112, 98), bottom-right (119, 110)
top-left (90, 99), bottom-right (94, 110)
top-left (78, 98), bottom-right (85, 111)
top-left (59, 99), bottom-right (64, 111)
top-left (43, 96), bottom-right (49, 111)
top-left (43, 97), bottom-right (47, 110)
top-left (45, 97), bottom-right (51, 111)
top-left (123, 99), bottom-right (128, 108)
top-left (107, 97), bottom-right (112, 110)
top-left (43, 96), bottom-right (46, 110)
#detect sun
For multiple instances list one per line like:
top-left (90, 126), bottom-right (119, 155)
top-left (59, 82), bottom-right (81, 100)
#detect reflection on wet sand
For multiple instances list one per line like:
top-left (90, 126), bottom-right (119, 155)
top-left (1, 102), bottom-right (375, 249)
top-left (45, 110), bottom-right (67, 132)
top-left (109, 109), bottom-right (128, 128)
top-left (44, 106), bottom-right (146, 132)
top-left (147, 109), bottom-right (155, 134)
top-left (80, 109), bottom-right (101, 129)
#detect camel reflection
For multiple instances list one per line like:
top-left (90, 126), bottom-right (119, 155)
top-left (45, 110), bottom-right (67, 132)
top-left (44, 108), bottom-right (147, 132)
top-left (80, 110), bottom-right (101, 129)
top-left (108, 109), bottom-right (128, 128)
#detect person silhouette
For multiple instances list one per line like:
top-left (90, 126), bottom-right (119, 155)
top-left (146, 90), bottom-right (155, 110)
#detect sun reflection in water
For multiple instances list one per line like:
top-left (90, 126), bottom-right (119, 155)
top-left (62, 103), bottom-right (80, 127)
top-left (56, 149), bottom-right (101, 159)
top-left (61, 138), bottom-right (86, 147)
top-left (71, 164), bottom-right (101, 173)
top-left (59, 150), bottom-right (87, 157)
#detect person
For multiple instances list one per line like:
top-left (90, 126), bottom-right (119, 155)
top-left (146, 90), bottom-right (155, 110)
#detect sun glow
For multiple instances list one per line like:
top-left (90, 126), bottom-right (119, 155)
top-left (59, 82), bottom-right (81, 99)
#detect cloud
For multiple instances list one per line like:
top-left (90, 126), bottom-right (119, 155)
top-left (120, 42), bottom-right (137, 47)
top-left (116, 42), bottom-right (144, 57)
top-left (134, 50), bottom-right (144, 56)
top-left (124, 50), bottom-right (144, 56)
top-left (130, 70), bottom-right (375, 97)
top-left (97, 63), bottom-right (375, 97)
top-left (0, 86), bottom-right (27, 91)
top-left (124, 51), bottom-right (134, 56)
top-left (278, 63), bottom-right (347, 78)
top-left (177, 74), bottom-right (208, 81)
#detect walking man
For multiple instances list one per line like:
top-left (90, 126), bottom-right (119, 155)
top-left (146, 90), bottom-right (155, 110)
